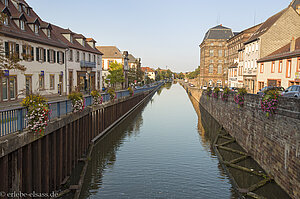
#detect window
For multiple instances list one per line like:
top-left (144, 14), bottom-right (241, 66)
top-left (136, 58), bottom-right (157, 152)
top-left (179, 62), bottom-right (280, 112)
top-left (4, 0), bottom-right (8, 6)
top-left (57, 51), bottom-right (64, 64)
top-left (217, 65), bottom-right (222, 74)
top-left (286, 59), bottom-right (292, 78)
top-left (76, 51), bottom-right (79, 62)
top-left (47, 29), bottom-right (51, 38)
top-left (88, 54), bottom-right (91, 62)
top-left (297, 58), bottom-right (300, 72)
top-left (218, 50), bottom-right (222, 57)
top-left (26, 8), bottom-right (30, 15)
top-left (256, 43), bottom-right (259, 51)
top-left (2, 77), bottom-right (8, 100)
top-left (209, 50), bottom-right (214, 57)
top-left (3, 15), bottom-right (8, 26)
top-left (83, 53), bottom-right (85, 61)
top-left (34, 24), bottom-right (38, 34)
top-left (279, 60), bottom-right (283, 73)
top-left (5, 42), bottom-right (19, 59)
top-left (36, 47), bottom-right (45, 62)
top-left (50, 75), bottom-right (55, 90)
top-left (271, 61), bottom-right (275, 73)
top-left (22, 44), bottom-right (33, 61)
top-left (97, 56), bottom-right (100, 65)
top-left (209, 64), bottom-right (213, 74)
top-left (47, 49), bottom-right (55, 63)
top-left (260, 63), bottom-right (264, 73)
top-left (210, 60), bottom-right (214, 63)
top-left (69, 50), bottom-right (73, 61)
top-left (20, 20), bottom-right (25, 30)
top-left (93, 55), bottom-right (96, 63)
top-left (70, 35), bottom-right (73, 43)
top-left (258, 82), bottom-right (264, 90)
top-left (18, 4), bottom-right (22, 12)
top-left (210, 43), bottom-right (214, 46)
top-left (39, 74), bottom-right (44, 90)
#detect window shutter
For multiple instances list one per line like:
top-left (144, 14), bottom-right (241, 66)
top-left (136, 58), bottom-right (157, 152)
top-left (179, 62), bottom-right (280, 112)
top-left (36, 47), bottom-right (39, 61)
top-left (16, 44), bottom-right (19, 58)
top-left (5, 42), bottom-right (9, 57)
top-left (53, 50), bottom-right (56, 62)
top-left (43, 49), bottom-right (46, 62)
top-left (47, 49), bottom-right (50, 62)
top-left (62, 52), bottom-right (64, 64)
top-left (31, 47), bottom-right (34, 58)
top-left (22, 45), bottom-right (26, 59)
top-left (57, 51), bottom-right (59, 63)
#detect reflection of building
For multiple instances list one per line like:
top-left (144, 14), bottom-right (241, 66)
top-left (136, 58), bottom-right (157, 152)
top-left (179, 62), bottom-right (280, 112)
top-left (227, 24), bottom-right (261, 88)
top-left (52, 26), bottom-right (103, 94)
top-left (257, 37), bottom-right (300, 89)
top-left (199, 25), bottom-right (234, 87)
top-left (243, 3), bottom-right (300, 93)
top-left (0, 0), bottom-right (67, 102)
top-left (141, 67), bottom-right (155, 80)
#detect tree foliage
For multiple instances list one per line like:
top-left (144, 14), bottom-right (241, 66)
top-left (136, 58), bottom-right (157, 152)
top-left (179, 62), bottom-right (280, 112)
top-left (0, 13), bottom-right (25, 76)
top-left (187, 66), bottom-right (200, 79)
top-left (105, 61), bottom-right (124, 87)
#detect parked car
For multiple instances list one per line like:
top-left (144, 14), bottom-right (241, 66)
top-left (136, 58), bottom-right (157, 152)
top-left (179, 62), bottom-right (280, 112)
top-left (229, 87), bottom-right (238, 92)
top-left (281, 85), bottom-right (300, 98)
top-left (257, 86), bottom-right (285, 96)
top-left (202, 86), bottom-right (208, 90)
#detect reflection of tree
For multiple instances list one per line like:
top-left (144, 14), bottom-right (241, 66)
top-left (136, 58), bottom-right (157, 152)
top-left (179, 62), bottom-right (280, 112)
top-left (80, 104), bottom-right (146, 198)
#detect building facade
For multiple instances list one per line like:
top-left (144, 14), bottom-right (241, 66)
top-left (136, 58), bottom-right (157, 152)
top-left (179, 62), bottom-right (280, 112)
top-left (243, 4), bottom-right (300, 93)
top-left (0, 0), bottom-right (68, 102)
top-left (227, 24), bottom-right (261, 88)
top-left (52, 25), bottom-right (103, 94)
top-left (257, 37), bottom-right (300, 90)
top-left (199, 25), bottom-right (234, 87)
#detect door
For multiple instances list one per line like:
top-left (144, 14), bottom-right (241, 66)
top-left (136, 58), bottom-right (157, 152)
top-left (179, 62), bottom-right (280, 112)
top-left (69, 71), bottom-right (73, 93)
top-left (25, 76), bottom-right (32, 96)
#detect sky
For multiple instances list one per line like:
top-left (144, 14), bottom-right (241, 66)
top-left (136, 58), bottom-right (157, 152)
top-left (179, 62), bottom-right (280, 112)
top-left (27, 0), bottom-right (292, 73)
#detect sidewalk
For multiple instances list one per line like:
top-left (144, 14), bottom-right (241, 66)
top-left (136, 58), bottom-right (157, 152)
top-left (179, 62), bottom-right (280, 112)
top-left (0, 95), bottom-right (69, 110)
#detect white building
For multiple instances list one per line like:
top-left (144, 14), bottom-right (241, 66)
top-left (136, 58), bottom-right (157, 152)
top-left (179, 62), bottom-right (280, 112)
top-left (0, 0), bottom-right (68, 102)
top-left (52, 25), bottom-right (103, 94)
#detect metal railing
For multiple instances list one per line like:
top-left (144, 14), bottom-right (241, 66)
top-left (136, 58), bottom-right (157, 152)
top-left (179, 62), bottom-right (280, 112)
top-left (0, 84), bottom-right (161, 137)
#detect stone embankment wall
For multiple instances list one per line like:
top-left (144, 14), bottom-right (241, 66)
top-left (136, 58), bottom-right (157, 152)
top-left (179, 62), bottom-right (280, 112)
top-left (186, 86), bottom-right (300, 199)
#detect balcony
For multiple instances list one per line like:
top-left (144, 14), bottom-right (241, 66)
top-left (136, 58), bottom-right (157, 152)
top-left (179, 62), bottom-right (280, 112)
top-left (80, 60), bottom-right (96, 68)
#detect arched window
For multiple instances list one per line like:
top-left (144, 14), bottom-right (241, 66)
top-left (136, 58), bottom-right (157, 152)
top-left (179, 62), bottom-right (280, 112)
top-left (218, 64), bottom-right (222, 74)
top-left (209, 64), bottom-right (213, 74)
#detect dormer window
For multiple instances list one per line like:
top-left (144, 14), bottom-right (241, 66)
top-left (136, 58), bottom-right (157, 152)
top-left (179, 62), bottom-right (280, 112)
top-left (18, 4), bottom-right (22, 12)
top-left (83, 41), bottom-right (85, 47)
top-left (27, 8), bottom-right (30, 15)
top-left (20, 20), bottom-right (25, 30)
top-left (47, 29), bottom-right (51, 38)
top-left (4, 0), bottom-right (8, 6)
top-left (70, 35), bottom-right (73, 43)
top-left (34, 24), bottom-right (39, 34)
top-left (3, 16), bottom-right (8, 26)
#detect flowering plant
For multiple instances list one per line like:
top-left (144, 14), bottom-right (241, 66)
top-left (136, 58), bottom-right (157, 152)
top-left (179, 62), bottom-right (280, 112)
top-left (128, 87), bottom-right (134, 96)
top-left (221, 87), bottom-right (230, 101)
top-left (91, 90), bottom-right (103, 105)
top-left (68, 92), bottom-right (85, 112)
top-left (206, 87), bottom-right (212, 98)
top-left (234, 88), bottom-right (247, 108)
top-left (260, 89), bottom-right (280, 117)
top-left (107, 88), bottom-right (116, 100)
top-left (21, 94), bottom-right (49, 136)
top-left (212, 87), bottom-right (220, 99)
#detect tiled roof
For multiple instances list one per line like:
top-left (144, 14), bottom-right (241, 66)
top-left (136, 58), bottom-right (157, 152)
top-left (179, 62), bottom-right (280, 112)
top-left (245, 8), bottom-right (287, 44)
top-left (258, 37), bottom-right (300, 62)
top-left (86, 38), bottom-right (96, 42)
top-left (51, 24), bottom-right (103, 55)
top-left (203, 25), bottom-right (234, 41)
top-left (0, 0), bottom-right (67, 49)
top-left (96, 46), bottom-right (123, 58)
top-left (141, 67), bottom-right (154, 72)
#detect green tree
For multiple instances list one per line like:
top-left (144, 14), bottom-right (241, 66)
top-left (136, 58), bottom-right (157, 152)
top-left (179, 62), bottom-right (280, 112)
top-left (178, 72), bottom-right (185, 79)
top-left (105, 61), bottom-right (124, 88)
top-left (0, 13), bottom-right (25, 76)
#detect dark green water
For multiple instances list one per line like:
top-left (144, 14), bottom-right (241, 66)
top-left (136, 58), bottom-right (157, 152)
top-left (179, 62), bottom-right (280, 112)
top-left (79, 83), bottom-right (289, 199)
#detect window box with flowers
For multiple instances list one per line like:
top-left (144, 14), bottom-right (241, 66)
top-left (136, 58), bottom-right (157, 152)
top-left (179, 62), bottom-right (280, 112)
top-left (206, 87), bottom-right (212, 99)
top-left (128, 87), bottom-right (134, 96)
top-left (107, 88), bottom-right (117, 101)
top-left (212, 87), bottom-right (220, 99)
top-left (234, 88), bottom-right (247, 108)
top-left (91, 90), bottom-right (103, 105)
top-left (21, 94), bottom-right (50, 136)
top-left (68, 91), bottom-right (85, 112)
top-left (260, 89), bottom-right (280, 117)
top-left (221, 87), bottom-right (230, 101)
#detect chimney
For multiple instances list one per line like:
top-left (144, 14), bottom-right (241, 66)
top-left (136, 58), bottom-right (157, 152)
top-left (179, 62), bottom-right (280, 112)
top-left (290, 37), bottom-right (296, 52)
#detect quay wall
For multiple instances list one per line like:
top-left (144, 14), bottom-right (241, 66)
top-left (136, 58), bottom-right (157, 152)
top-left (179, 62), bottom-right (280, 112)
top-left (185, 85), bottom-right (300, 198)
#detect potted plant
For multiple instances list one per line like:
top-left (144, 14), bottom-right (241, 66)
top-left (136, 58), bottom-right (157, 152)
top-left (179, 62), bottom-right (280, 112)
top-left (107, 88), bottom-right (116, 101)
top-left (206, 87), bottom-right (212, 99)
top-left (234, 88), bottom-right (247, 108)
top-left (128, 87), bottom-right (134, 96)
top-left (68, 91), bottom-right (85, 112)
top-left (21, 94), bottom-right (50, 136)
top-left (260, 89), bottom-right (280, 117)
top-left (91, 90), bottom-right (103, 105)
top-left (221, 87), bottom-right (230, 101)
top-left (212, 87), bottom-right (220, 99)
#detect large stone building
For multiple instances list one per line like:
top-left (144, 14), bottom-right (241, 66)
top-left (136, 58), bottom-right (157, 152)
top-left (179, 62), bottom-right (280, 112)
top-left (199, 25), bottom-right (234, 87)
top-left (243, 2), bottom-right (300, 93)
top-left (227, 24), bottom-right (261, 88)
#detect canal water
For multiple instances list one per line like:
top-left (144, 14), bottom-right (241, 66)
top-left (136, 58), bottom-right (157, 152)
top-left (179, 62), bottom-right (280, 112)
top-left (79, 83), bottom-right (289, 199)
top-left (80, 83), bottom-right (237, 199)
